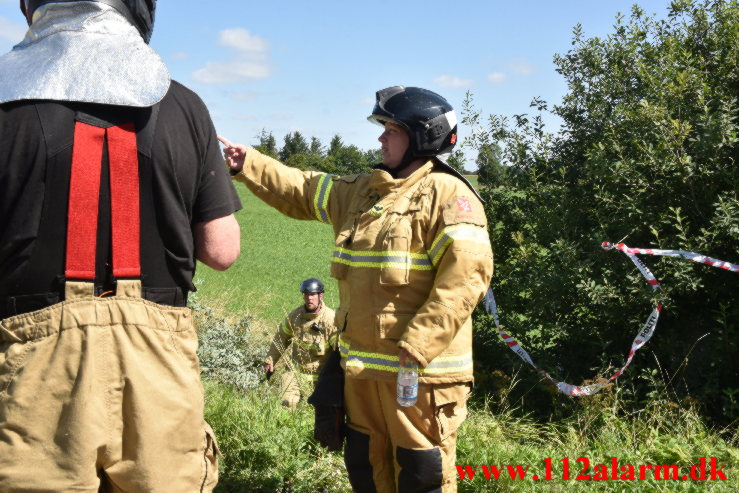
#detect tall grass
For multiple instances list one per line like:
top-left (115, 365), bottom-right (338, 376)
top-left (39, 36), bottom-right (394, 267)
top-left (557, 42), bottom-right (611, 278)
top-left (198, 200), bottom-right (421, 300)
top-left (204, 377), bottom-right (737, 492)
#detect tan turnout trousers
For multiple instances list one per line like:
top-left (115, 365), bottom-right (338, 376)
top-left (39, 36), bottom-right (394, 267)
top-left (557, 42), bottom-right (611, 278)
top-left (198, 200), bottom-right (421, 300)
top-left (344, 378), bottom-right (471, 493)
top-left (0, 280), bottom-right (219, 492)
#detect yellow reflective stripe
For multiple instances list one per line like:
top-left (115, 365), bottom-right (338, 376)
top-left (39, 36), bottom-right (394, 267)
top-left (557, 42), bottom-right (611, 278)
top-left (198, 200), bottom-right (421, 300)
top-left (343, 358), bottom-right (473, 375)
top-left (331, 247), bottom-right (434, 270)
top-left (313, 174), bottom-right (334, 224)
top-left (428, 225), bottom-right (491, 267)
top-left (280, 323), bottom-right (292, 336)
top-left (339, 337), bottom-right (472, 374)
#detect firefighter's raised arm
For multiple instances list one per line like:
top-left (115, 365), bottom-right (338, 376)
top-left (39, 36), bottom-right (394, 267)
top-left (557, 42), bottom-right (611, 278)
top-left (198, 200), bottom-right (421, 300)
top-left (218, 135), bottom-right (342, 224)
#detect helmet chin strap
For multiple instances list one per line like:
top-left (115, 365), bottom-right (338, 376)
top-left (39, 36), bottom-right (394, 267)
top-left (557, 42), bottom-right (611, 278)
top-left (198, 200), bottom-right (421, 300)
top-left (374, 147), bottom-right (417, 179)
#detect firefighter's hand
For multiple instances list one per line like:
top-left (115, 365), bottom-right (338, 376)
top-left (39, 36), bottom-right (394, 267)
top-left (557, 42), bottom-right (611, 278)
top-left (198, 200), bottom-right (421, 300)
top-left (218, 135), bottom-right (246, 173)
top-left (399, 348), bottom-right (419, 367)
top-left (314, 405), bottom-right (344, 452)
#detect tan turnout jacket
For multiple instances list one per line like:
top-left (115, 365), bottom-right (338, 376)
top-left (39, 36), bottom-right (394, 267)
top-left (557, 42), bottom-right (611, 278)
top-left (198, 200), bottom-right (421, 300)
top-left (235, 149), bottom-right (493, 384)
top-left (265, 303), bottom-right (337, 375)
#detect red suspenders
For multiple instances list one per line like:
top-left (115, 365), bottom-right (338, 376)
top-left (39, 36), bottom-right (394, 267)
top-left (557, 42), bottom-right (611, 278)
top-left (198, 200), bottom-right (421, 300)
top-left (65, 122), bottom-right (141, 282)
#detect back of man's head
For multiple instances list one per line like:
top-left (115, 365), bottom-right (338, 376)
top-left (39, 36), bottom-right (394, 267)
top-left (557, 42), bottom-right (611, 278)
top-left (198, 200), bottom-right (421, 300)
top-left (20, 0), bottom-right (156, 42)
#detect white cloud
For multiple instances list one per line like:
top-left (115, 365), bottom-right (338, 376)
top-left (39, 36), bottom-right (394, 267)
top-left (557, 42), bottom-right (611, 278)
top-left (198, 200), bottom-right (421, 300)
top-left (433, 75), bottom-right (473, 89)
top-left (359, 97), bottom-right (374, 105)
top-left (509, 61), bottom-right (536, 76)
top-left (487, 72), bottom-right (507, 84)
top-left (219, 28), bottom-right (268, 53)
top-left (193, 61), bottom-right (271, 84)
top-left (0, 17), bottom-right (26, 43)
top-left (193, 28), bottom-right (272, 84)
top-left (170, 51), bottom-right (189, 61)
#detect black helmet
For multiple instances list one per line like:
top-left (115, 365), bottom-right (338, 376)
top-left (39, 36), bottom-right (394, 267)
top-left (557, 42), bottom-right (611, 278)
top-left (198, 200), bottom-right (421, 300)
top-left (21, 0), bottom-right (156, 43)
top-left (300, 278), bottom-right (324, 294)
top-left (368, 86), bottom-right (458, 161)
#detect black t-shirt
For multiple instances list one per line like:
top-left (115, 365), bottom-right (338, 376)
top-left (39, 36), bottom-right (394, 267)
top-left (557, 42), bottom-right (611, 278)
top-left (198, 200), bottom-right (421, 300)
top-left (0, 81), bottom-right (241, 306)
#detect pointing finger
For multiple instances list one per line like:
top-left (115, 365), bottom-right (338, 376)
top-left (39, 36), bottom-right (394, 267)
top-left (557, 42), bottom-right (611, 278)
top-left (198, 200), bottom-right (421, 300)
top-left (217, 135), bottom-right (234, 148)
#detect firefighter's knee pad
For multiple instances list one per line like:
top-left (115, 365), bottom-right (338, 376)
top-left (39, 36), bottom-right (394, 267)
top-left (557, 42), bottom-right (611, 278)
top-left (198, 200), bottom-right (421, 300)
top-left (344, 427), bottom-right (377, 493)
top-left (396, 446), bottom-right (443, 493)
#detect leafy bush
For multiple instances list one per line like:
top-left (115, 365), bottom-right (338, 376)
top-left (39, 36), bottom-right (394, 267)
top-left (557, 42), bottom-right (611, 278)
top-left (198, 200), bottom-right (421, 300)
top-left (465, 0), bottom-right (738, 421)
top-left (191, 291), bottom-right (267, 391)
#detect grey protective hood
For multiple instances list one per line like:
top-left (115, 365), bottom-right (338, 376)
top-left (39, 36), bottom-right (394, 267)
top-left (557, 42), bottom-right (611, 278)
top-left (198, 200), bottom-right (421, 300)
top-left (0, 1), bottom-right (170, 107)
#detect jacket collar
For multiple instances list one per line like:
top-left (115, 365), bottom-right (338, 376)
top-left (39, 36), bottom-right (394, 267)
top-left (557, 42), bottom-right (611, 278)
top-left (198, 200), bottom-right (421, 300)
top-left (368, 161), bottom-right (434, 198)
top-left (0, 2), bottom-right (170, 107)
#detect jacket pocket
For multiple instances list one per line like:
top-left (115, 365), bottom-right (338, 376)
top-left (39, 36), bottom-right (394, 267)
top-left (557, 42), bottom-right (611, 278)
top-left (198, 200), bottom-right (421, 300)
top-left (380, 217), bottom-right (412, 286)
top-left (331, 222), bottom-right (355, 280)
top-left (432, 382), bottom-right (472, 442)
top-left (376, 312), bottom-right (415, 341)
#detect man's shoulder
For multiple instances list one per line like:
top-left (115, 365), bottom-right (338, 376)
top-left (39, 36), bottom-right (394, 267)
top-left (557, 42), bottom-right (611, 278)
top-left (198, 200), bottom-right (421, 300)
top-left (425, 172), bottom-right (480, 202)
top-left (319, 305), bottom-right (337, 327)
top-left (161, 80), bottom-right (209, 112)
top-left (425, 171), bottom-right (486, 226)
top-left (320, 305), bottom-right (336, 316)
top-left (288, 305), bottom-right (306, 318)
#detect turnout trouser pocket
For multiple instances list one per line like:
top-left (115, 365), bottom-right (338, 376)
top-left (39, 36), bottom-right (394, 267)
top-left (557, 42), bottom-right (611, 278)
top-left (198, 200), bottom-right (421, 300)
top-left (200, 422), bottom-right (220, 492)
top-left (0, 341), bottom-right (34, 396)
top-left (432, 382), bottom-right (471, 442)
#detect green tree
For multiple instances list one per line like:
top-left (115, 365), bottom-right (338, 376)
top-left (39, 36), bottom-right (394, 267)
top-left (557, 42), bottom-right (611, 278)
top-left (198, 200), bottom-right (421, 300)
top-left (309, 136), bottom-right (324, 156)
top-left (466, 0), bottom-right (738, 421)
top-left (254, 129), bottom-right (278, 159)
top-left (445, 149), bottom-right (467, 174)
top-left (325, 144), bottom-right (370, 176)
top-left (279, 131), bottom-right (309, 162)
top-left (327, 134), bottom-right (344, 157)
top-left (475, 143), bottom-right (507, 187)
top-left (364, 148), bottom-right (382, 166)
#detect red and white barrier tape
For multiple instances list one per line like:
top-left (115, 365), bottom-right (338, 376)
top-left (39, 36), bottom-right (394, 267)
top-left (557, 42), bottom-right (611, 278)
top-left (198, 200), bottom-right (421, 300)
top-left (485, 243), bottom-right (737, 397)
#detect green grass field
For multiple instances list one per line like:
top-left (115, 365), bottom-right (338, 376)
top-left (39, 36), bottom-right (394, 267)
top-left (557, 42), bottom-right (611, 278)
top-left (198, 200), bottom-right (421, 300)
top-left (193, 185), bottom-right (339, 327)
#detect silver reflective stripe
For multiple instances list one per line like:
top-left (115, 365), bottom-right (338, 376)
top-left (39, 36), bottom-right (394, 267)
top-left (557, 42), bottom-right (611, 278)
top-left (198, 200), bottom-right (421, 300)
top-left (331, 248), bottom-right (433, 270)
top-left (427, 225), bottom-right (491, 267)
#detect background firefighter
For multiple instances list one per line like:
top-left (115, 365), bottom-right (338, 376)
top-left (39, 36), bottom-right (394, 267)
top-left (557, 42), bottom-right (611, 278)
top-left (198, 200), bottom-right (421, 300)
top-left (0, 1), bottom-right (241, 491)
top-left (264, 277), bottom-right (338, 408)
top-left (221, 86), bottom-right (493, 493)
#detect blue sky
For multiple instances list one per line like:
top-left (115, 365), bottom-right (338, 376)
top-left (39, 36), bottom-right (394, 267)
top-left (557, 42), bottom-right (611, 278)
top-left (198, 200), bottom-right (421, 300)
top-left (0, 0), bottom-right (675, 169)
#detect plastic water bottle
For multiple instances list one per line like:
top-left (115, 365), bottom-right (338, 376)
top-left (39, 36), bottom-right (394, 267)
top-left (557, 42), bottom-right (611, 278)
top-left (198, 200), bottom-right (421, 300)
top-left (396, 361), bottom-right (418, 407)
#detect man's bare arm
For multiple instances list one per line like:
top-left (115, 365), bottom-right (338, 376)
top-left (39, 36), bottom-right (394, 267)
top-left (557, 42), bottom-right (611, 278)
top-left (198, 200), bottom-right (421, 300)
top-left (194, 214), bottom-right (240, 270)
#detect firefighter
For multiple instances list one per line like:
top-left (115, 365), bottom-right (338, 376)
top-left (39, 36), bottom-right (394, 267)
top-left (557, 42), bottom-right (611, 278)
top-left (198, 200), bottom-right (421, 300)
top-left (221, 86), bottom-right (493, 492)
top-left (264, 277), bottom-right (337, 408)
top-left (0, 1), bottom-right (241, 491)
